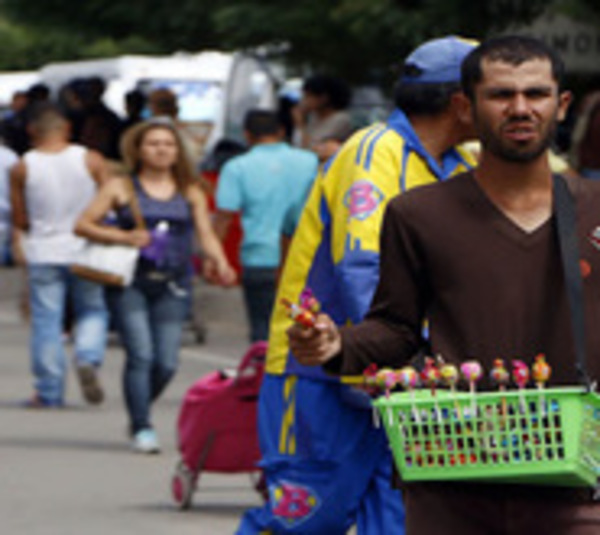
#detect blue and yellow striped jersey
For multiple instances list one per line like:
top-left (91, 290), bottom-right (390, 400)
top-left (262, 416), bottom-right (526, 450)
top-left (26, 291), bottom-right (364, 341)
top-left (267, 109), bottom-right (475, 377)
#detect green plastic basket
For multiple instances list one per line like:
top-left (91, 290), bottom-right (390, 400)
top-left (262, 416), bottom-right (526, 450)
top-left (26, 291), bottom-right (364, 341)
top-left (374, 387), bottom-right (600, 487)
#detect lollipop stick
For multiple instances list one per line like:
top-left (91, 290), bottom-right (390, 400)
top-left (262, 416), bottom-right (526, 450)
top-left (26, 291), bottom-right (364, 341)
top-left (429, 385), bottom-right (442, 422)
top-left (410, 389), bottom-right (420, 424)
top-left (499, 385), bottom-right (507, 424)
top-left (450, 386), bottom-right (465, 425)
top-left (469, 382), bottom-right (477, 419)
top-left (434, 398), bottom-right (442, 423)
top-left (537, 382), bottom-right (546, 418)
top-left (518, 388), bottom-right (527, 415)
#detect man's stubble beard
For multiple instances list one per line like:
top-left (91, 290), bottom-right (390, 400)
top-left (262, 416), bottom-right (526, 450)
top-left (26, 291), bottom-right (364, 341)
top-left (476, 114), bottom-right (559, 164)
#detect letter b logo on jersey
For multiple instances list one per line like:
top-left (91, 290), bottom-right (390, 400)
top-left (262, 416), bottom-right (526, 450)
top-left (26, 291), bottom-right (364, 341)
top-left (270, 480), bottom-right (320, 527)
top-left (343, 180), bottom-right (384, 221)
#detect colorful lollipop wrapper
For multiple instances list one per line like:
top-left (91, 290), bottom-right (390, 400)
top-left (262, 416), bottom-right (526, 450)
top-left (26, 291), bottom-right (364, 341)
top-left (375, 368), bottom-right (398, 397)
top-left (490, 358), bottom-right (509, 419)
top-left (439, 362), bottom-right (462, 422)
top-left (490, 359), bottom-right (509, 388)
top-left (397, 366), bottom-right (419, 390)
top-left (362, 363), bottom-right (379, 388)
top-left (420, 356), bottom-right (443, 421)
top-left (460, 360), bottom-right (483, 418)
top-left (299, 288), bottom-right (321, 314)
top-left (397, 366), bottom-right (420, 422)
top-left (439, 363), bottom-right (459, 389)
top-left (511, 359), bottom-right (530, 389)
top-left (420, 357), bottom-right (440, 387)
top-left (512, 359), bottom-right (530, 414)
top-left (280, 298), bottom-right (317, 328)
top-left (374, 367), bottom-right (397, 426)
top-left (532, 353), bottom-right (551, 388)
top-left (460, 360), bottom-right (483, 393)
top-left (532, 353), bottom-right (551, 416)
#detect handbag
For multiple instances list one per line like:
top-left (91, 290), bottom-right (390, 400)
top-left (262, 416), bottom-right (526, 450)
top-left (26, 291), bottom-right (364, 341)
top-left (70, 180), bottom-right (146, 287)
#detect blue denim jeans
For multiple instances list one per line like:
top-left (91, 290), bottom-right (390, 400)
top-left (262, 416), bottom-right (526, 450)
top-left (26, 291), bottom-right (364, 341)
top-left (111, 278), bottom-right (188, 433)
top-left (28, 265), bottom-right (109, 404)
top-left (241, 267), bottom-right (277, 343)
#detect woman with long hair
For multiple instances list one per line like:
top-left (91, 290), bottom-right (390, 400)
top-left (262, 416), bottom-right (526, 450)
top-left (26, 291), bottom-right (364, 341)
top-left (75, 118), bottom-right (236, 452)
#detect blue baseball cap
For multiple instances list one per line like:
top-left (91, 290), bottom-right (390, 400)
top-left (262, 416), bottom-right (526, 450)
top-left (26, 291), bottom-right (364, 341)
top-left (400, 36), bottom-right (479, 84)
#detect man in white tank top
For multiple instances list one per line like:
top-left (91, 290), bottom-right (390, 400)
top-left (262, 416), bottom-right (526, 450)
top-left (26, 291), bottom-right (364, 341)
top-left (10, 104), bottom-right (109, 408)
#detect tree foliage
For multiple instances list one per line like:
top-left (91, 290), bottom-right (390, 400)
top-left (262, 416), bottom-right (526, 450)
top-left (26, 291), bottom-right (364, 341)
top-left (0, 0), bottom-right (598, 83)
top-left (0, 14), bottom-right (163, 71)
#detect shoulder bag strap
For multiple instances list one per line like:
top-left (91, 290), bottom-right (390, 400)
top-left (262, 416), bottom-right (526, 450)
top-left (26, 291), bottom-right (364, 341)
top-left (552, 173), bottom-right (593, 391)
top-left (125, 177), bottom-right (146, 231)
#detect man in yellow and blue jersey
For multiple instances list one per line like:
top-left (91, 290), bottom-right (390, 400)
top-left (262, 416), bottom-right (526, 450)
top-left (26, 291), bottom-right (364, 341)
top-left (237, 36), bottom-right (478, 535)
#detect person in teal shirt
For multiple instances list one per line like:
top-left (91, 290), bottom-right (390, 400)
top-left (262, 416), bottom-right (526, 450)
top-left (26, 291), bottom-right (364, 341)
top-left (214, 110), bottom-right (319, 341)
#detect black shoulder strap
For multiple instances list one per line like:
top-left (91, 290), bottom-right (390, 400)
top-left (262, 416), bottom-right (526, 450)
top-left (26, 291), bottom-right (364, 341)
top-left (552, 174), bottom-right (593, 391)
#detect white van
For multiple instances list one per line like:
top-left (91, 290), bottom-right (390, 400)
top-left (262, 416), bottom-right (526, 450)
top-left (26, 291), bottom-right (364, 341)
top-left (0, 71), bottom-right (41, 113)
top-left (39, 51), bottom-right (277, 155)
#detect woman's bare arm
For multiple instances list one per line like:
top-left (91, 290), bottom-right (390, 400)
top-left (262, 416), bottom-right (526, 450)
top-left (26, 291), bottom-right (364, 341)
top-left (75, 177), bottom-right (150, 247)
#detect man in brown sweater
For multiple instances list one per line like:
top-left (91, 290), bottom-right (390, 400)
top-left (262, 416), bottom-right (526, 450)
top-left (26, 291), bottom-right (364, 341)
top-left (289, 36), bottom-right (600, 534)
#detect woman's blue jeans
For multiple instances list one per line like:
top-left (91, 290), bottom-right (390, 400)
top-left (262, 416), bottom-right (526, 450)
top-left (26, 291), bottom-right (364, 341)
top-left (111, 278), bottom-right (188, 433)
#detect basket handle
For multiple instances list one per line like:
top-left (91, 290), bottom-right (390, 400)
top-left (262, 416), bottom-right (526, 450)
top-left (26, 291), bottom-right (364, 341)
top-left (553, 174), bottom-right (593, 391)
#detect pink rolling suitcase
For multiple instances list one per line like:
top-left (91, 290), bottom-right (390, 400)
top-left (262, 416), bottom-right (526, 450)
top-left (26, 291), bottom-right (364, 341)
top-left (171, 341), bottom-right (267, 509)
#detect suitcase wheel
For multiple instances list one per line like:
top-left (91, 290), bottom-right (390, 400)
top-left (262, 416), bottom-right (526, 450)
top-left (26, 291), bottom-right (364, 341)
top-left (171, 461), bottom-right (195, 510)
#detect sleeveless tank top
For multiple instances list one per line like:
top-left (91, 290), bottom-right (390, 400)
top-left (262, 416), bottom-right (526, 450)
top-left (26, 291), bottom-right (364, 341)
top-left (116, 177), bottom-right (194, 284)
top-left (23, 144), bottom-right (96, 264)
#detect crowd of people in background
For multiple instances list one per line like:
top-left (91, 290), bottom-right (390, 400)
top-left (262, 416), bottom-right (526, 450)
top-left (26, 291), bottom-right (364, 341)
top-left (0, 70), bottom-right (356, 450)
top-left (0, 36), bottom-right (600, 534)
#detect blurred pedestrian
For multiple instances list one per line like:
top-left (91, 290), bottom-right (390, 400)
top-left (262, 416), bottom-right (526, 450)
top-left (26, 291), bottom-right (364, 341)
top-left (75, 77), bottom-right (123, 162)
top-left (213, 110), bottom-right (318, 342)
top-left (2, 83), bottom-right (51, 155)
top-left (237, 36), bottom-right (478, 535)
top-left (292, 73), bottom-right (354, 159)
top-left (200, 138), bottom-right (248, 275)
top-left (147, 88), bottom-right (203, 166)
top-left (0, 142), bottom-right (18, 265)
top-left (573, 89), bottom-right (600, 179)
top-left (122, 89), bottom-right (147, 131)
top-left (58, 79), bottom-right (87, 142)
top-left (10, 104), bottom-right (109, 408)
top-left (74, 118), bottom-right (236, 453)
top-left (2, 90), bottom-right (28, 121)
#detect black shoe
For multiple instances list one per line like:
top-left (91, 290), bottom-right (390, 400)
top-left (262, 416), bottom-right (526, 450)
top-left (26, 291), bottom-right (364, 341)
top-left (76, 365), bottom-right (105, 405)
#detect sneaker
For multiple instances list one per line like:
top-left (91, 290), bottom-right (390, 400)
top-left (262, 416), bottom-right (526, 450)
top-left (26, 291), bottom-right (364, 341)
top-left (76, 364), bottom-right (104, 405)
top-left (132, 429), bottom-right (161, 454)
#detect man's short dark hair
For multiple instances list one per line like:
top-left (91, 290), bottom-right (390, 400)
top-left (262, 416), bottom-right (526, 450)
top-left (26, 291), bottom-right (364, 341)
top-left (243, 110), bottom-right (282, 138)
top-left (393, 81), bottom-right (461, 117)
top-left (461, 35), bottom-right (566, 101)
top-left (148, 88), bottom-right (178, 118)
top-left (26, 83), bottom-right (50, 102)
top-left (27, 102), bottom-right (69, 133)
top-left (302, 74), bottom-right (351, 110)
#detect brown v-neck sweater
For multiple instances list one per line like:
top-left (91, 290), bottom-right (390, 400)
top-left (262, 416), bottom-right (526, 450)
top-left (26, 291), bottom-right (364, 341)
top-left (325, 172), bottom-right (600, 532)
top-left (332, 172), bottom-right (600, 388)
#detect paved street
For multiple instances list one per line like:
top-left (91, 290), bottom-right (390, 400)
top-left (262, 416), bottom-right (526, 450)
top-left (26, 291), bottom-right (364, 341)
top-left (0, 269), bottom-right (262, 534)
